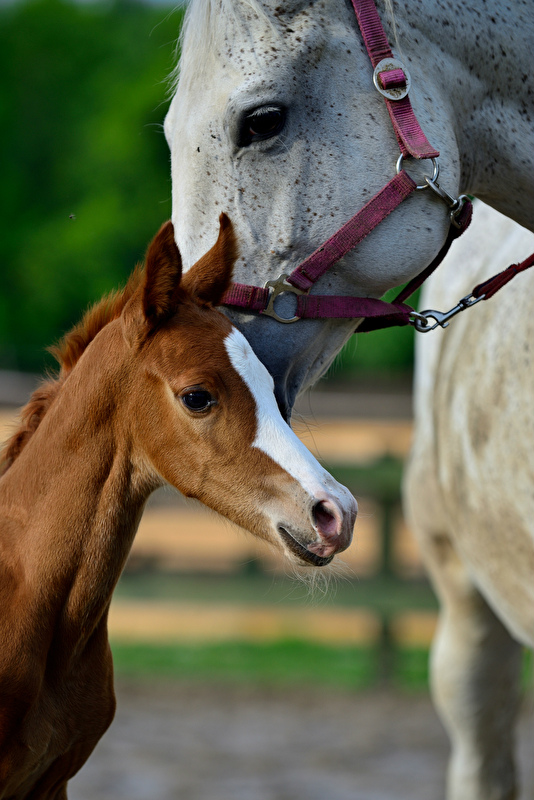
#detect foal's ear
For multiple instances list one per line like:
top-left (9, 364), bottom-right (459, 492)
top-left (181, 213), bottom-right (237, 305)
top-left (142, 220), bottom-right (182, 328)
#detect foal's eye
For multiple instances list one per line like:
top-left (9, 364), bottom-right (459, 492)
top-left (238, 106), bottom-right (286, 146)
top-left (180, 389), bottom-right (216, 413)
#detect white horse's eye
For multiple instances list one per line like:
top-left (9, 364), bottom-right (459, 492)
top-left (238, 105), bottom-right (286, 146)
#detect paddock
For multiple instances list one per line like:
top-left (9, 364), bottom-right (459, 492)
top-left (70, 682), bottom-right (534, 800)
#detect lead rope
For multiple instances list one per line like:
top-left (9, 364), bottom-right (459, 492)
top-left (411, 251), bottom-right (534, 333)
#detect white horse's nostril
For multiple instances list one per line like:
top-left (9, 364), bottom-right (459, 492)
top-left (312, 499), bottom-right (340, 539)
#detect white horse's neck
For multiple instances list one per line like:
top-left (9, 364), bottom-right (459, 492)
top-left (378, 0), bottom-right (534, 229)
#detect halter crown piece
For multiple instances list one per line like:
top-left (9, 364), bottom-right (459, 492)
top-left (221, 0), bottom-right (530, 332)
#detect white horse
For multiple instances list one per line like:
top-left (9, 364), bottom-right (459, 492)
top-left (165, 0), bottom-right (534, 416)
top-left (404, 202), bottom-right (534, 800)
top-left (164, 1), bottom-right (534, 797)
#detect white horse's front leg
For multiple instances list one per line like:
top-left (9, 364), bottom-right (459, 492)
top-left (420, 529), bottom-right (523, 800)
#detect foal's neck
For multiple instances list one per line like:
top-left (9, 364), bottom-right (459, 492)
top-left (0, 326), bottom-right (154, 657)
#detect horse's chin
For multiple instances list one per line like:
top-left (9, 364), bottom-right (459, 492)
top-left (277, 526), bottom-right (334, 567)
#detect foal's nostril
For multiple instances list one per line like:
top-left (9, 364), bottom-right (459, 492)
top-left (312, 500), bottom-right (340, 538)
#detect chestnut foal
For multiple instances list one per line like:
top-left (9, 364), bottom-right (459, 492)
top-left (0, 216), bottom-right (356, 798)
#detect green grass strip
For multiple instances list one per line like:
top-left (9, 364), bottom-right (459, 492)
top-left (111, 640), bottom-right (380, 689)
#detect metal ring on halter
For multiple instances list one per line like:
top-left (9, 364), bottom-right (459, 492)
top-left (262, 273), bottom-right (306, 323)
top-left (408, 310), bottom-right (432, 329)
top-left (396, 154), bottom-right (439, 190)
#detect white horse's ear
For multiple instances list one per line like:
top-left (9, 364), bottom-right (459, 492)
top-left (142, 220), bottom-right (183, 328)
top-left (181, 213), bottom-right (237, 306)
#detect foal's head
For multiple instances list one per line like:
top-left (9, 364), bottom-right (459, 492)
top-left (122, 216), bottom-right (356, 565)
top-left (4, 216), bottom-right (357, 566)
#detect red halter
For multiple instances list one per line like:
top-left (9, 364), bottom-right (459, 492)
top-left (221, 0), bottom-right (531, 333)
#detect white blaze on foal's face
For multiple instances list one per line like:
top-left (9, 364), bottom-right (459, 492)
top-left (224, 328), bottom-right (357, 562)
top-left (225, 328), bottom-right (327, 492)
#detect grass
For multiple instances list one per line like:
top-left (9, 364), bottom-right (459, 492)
top-left (111, 572), bottom-right (439, 689)
top-left (111, 565), bottom-right (532, 692)
top-left (112, 639), bottom-right (392, 688)
top-left (110, 639), bottom-right (435, 690)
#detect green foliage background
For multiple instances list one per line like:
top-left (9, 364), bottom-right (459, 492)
top-left (0, 0), bottom-right (180, 372)
top-left (0, 0), bottom-right (414, 377)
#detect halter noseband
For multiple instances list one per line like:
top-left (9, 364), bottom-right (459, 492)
top-left (221, 0), bottom-right (534, 332)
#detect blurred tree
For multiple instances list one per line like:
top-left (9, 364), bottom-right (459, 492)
top-left (0, 0), bottom-right (182, 371)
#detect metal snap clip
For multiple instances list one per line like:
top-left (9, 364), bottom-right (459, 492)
top-left (411, 293), bottom-right (486, 332)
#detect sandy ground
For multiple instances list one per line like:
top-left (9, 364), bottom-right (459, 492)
top-left (69, 682), bottom-right (534, 800)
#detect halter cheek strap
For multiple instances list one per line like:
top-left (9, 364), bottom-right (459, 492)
top-left (221, 0), bottom-right (473, 331)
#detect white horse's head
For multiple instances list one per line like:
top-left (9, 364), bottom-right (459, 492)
top-left (165, 0), bottom-right (461, 416)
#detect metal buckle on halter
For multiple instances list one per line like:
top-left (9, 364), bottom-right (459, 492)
top-left (410, 293), bottom-right (486, 333)
top-left (372, 58), bottom-right (411, 101)
top-left (262, 273), bottom-right (307, 324)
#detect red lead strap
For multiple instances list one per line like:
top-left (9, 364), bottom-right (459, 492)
top-left (410, 250), bottom-right (534, 333)
top-left (472, 253), bottom-right (534, 299)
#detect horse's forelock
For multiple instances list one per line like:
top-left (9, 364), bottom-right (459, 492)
top-left (171, 0), bottom-right (277, 96)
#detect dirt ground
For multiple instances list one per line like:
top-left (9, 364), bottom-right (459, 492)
top-left (69, 681), bottom-right (534, 800)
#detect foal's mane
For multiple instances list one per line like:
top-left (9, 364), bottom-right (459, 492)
top-left (0, 269), bottom-right (142, 475)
